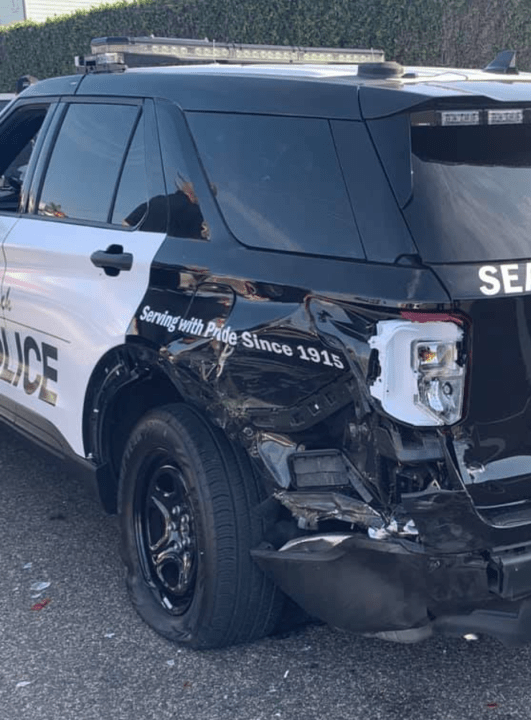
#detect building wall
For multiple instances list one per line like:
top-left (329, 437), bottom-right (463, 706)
top-left (0, 0), bottom-right (25, 25)
top-left (24, 0), bottom-right (135, 24)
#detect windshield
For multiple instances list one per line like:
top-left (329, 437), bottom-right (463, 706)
top-left (403, 124), bottom-right (531, 263)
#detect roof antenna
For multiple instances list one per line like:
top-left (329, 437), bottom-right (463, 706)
top-left (483, 50), bottom-right (518, 74)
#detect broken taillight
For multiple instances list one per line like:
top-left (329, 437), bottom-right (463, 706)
top-left (368, 317), bottom-right (466, 426)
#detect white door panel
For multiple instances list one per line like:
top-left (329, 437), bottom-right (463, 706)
top-left (0, 216), bottom-right (18, 239)
top-left (0, 216), bottom-right (18, 324)
top-left (2, 216), bottom-right (166, 455)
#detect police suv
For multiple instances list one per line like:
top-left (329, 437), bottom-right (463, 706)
top-left (1, 38), bottom-right (531, 648)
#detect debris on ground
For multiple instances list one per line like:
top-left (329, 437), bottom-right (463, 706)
top-left (30, 598), bottom-right (51, 611)
top-left (30, 581), bottom-right (50, 592)
top-left (463, 633), bottom-right (479, 641)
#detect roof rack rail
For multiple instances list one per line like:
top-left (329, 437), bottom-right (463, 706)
top-left (88, 36), bottom-right (385, 69)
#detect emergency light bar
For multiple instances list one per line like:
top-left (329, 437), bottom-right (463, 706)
top-left (75, 52), bottom-right (125, 74)
top-left (89, 36), bottom-right (385, 67)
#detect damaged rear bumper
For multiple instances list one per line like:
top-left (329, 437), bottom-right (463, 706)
top-left (252, 532), bottom-right (531, 645)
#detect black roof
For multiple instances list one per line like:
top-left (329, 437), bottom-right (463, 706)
top-left (20, 64), bottom-right (531, 120)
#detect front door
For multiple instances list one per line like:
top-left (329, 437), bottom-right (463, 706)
top-left (0, 99), bottom-right (167, 456)
top-left (0, 100), bottom-right (59, 424)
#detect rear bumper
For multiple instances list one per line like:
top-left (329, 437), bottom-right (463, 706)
top-left (252, 533), bottom-right (531, 644)
top-left (434, 601), bottom-right (531, 645)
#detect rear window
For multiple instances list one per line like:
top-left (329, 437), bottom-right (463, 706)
top-left (187, 112), bottom-right (364, 259)
top-left (404, 123), bottom-right (531, 263)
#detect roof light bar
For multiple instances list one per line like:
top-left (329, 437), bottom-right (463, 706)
top-left (90, 36), bottom-right (385, 66)
top-left (411, 107), bottom-right (531, 127)
top-left (75, 52), bottom-right (125, 74)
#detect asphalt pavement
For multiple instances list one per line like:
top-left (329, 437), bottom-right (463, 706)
top-left (2, 425), bottom-right (531, 720)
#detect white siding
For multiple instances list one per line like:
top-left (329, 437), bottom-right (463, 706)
top-left (0, 0), bottom-right (25, 26)
top-left (25, 0), bottom-right (135, 24)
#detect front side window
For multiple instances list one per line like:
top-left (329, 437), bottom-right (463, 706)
top-left (38, 103), bottom-right (139, 223)
top-left (0, 105), bottom-right (49, 214)
top-left (187, 112), bottom-right (364, 258)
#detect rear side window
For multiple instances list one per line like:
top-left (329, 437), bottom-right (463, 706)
top-left (38, 103), bottom-right (139, 223)
top-left (157, 101), bottom-right (208, 239)
top-left (187, 113), bottom-right (364, 258)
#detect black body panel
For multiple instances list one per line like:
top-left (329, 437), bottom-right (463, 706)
top-left (254, 536), bottom-right (432, 633)
top-left (132, 239), bottom-right (441, 444)
top-left (20, 74), bottom-right (83, 97)
top-left (76, 71), bottom-right (362, 119)
top-left (149, 238), bottom-right (449, 305)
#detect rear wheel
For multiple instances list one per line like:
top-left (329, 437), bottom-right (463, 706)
top-left (118, 403), bottom-right (282, 648)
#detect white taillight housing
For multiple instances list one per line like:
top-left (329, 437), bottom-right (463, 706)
top-left (369, 319), bottom-right (466, 426)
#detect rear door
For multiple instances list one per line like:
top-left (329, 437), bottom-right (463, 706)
top-left (1, 98), bottom-right (167, 456)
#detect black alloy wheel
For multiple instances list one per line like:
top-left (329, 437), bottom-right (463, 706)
top-left (118, 403), bottom-right (283, 649)
top-left (133, 452), bottom-right (197, 615)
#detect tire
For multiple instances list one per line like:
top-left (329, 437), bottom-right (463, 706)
top-left (118, 403), bottom-right (283, 649)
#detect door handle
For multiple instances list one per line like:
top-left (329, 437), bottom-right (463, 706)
top-left (90, 244), bottom-right (133, 274)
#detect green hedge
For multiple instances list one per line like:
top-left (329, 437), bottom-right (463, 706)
top-left (0, 0), bottom-right (530, 91)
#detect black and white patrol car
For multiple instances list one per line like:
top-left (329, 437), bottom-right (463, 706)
top-left (2, 37), bottom-right (531, 648)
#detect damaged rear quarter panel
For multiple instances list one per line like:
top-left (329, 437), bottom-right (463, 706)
top-left (129, 237), bottom-right (449, 493)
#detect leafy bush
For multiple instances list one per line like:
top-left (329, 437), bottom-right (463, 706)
top-left (0, 0), bottom-right (529, 91)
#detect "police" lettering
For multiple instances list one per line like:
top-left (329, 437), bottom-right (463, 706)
top-left (0, 329), bottom-right (58, 405)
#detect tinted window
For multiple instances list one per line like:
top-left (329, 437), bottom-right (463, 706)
top-left (112, 117), bottom-right (148, 227)
top-left (405, 124), bottom-right (531, 263)
top-left (187, 112), bottom-right (364, 258)
top-left (38, 103), bottom-right (138, 223)
top-left (0, 106), bottom-right (48, 214)
top-left (157, 102), bottom-right (208, 239)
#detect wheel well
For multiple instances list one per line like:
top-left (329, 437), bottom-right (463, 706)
top-left (98, 372), bottom-right (182, 513)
